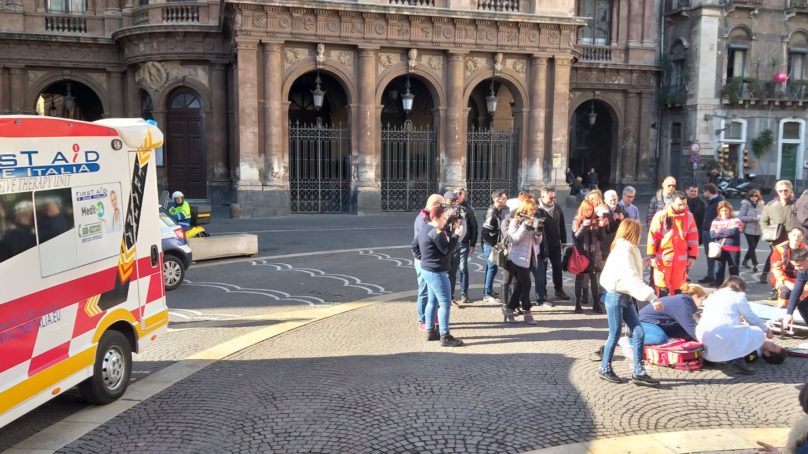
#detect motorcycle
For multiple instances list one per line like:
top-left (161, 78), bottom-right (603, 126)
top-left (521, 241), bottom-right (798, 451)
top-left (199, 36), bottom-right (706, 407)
top-left (717, 173), bottom-right (756, 199)
top-left (160, 191), bottom-right (211, 238)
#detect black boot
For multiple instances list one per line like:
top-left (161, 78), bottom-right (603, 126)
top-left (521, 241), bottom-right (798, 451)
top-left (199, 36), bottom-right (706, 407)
top-left (591, 290), bottom-right (603, 314)
top-left (574, 287), bottom-right (583, 313)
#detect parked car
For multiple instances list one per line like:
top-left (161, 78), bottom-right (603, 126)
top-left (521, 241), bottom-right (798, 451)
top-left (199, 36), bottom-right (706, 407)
top-left (159, 207), bottom-right (193, 290)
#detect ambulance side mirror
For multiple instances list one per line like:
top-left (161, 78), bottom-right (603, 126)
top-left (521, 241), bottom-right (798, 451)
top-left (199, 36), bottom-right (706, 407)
top-left (151, 245), bottom-right (159, 267)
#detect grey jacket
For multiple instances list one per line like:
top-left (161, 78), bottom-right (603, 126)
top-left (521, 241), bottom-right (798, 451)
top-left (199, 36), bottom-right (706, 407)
top-left (738, 199), bottom-right (763, 235)
top-left (507, 217), bottom-right (542, 269)
top-left (760, 196), bottom-right (795, 234)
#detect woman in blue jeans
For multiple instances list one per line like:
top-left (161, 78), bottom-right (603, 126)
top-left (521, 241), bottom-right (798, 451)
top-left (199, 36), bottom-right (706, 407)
top-left (598, 219), bottom-right (664, 386)
top-left (411, 205), bottom-right (465, 347)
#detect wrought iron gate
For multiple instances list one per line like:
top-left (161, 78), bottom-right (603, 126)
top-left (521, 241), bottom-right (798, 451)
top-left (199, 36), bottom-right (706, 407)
top-left (289, 120), bottom-right (351, 213)
top-left (466, 127), bottom-right (519, 208)
top-left (381, 121), bottom-right (438, 211)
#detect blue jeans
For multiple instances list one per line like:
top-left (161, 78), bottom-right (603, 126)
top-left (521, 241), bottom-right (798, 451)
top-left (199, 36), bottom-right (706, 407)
top-left (600, 292), bottom-right (646, 376)
top-left (458, 243), bottom-right (470, 295)
top-left (702, 232), bottom-right (716, 278)
top-left (421, 268), bottom-right (452, 336)
top-left (482, 243), bottom-right (498, 296)
top-left (413, 259), bottom-right (431, 324)
top-left (532, 258), bottom-right (547, 300)
top-left (642, 322), bottom-right (669, 345)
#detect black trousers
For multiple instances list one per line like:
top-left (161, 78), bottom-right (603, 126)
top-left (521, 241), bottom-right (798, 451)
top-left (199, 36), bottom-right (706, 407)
top-left (715, 250), bottom-right (740, 286)
top-left (575, 271), bottom-right (600, 303)
top-left (547, 247), bottom-right (564, 289)
top-left (448, 251), bottom-right (460, 298)
top-left (743, 234), bottom-right (761, 266)
top-left (508, 263), bottom-right (533, 311)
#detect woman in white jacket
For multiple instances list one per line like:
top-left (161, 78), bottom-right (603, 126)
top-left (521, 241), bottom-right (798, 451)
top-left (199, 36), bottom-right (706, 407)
top-left (599, 218), bottom-right (665, 387)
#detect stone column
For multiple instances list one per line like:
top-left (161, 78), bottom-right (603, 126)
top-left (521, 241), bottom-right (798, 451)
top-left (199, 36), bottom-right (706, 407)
top-left (638, 91), bottom-right (652, 180)
top-left (527, 55), bottom-right (548, 187)
top-left (617, 0), bottom-right (629, 44)
top-left (549, 56), bottom-right (572, 186)
top-left (209, 63), bottom-right (231, 203)
top-left (9, 67), bottom-right (25, 114)
top-left (124, 67), bottom-right (138, 117)
top-left (444, 52), bottom-right (466, 190)
top-left (356, 47), bottom-right (379, 214)
top-left (643, 0), bottom-right (656, 46)
top-left (0, 67), bottom-right (7, 113)
top-left (234, 38), bottom-right (264, 216)
top-left (108, 70), bottom-right (123, 117)
top-left (621, 91), bottom-right (640, 182)
top-left (627, 0), bottom-right (642, 45)
top-left (262, 43), bottom-right (287, 193)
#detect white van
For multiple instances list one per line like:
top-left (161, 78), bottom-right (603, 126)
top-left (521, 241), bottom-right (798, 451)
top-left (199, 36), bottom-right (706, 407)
top-left (0, 116), bottom-right (168, 428)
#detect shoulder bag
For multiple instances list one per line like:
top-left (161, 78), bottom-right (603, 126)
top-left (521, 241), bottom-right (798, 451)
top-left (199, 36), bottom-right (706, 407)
top-left (707, 239), bottom-right (725, 259)
top-left (565, 244), bottom-right (590, 275)
top-left (762, 224), bottom-right (784, 243)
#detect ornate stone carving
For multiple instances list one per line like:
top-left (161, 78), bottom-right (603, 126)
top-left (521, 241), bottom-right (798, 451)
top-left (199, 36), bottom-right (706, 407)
top-left (136, 61), bottom-right (168, 91)
top-left (493, 52), bottom-right (503, 76)
top-left (337, 51), bottom-right (353, 67)
top-left (27, 70), bottom-right (47, 85)
top-left (252, 11), bottom-right (267, 28)
top-left (285, 48), bottom-right (303, 66)
top-left (407, 48), bottom-right (417, 73)
top-left (316, 43), bottom-right (325, 68)
top-left (464, 56), bottom-right (481, 77)
top-left (510, 59), bottom-right (526, 74)
top-left (378, 53), bottom-right (398, 73)
top-left (163, 62), bottom-right (209, 87)
top-left (425, 55), bottom-right (442, 72)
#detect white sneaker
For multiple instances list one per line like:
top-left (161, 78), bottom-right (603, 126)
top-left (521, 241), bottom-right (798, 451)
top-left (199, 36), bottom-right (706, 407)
top-left (484, 294), bottom-right (500, 304)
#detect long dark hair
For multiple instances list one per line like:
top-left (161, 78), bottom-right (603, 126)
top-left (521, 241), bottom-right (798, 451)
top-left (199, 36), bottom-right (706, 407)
top-left (719, 276), bottom-right (747, 293)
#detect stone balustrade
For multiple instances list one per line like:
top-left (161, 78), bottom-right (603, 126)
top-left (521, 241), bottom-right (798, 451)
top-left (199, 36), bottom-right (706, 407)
top-left (45, 15), bottom-right (87, 33)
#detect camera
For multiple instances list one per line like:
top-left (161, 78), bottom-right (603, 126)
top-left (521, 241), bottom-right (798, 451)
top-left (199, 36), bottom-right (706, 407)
top-left (516, 212), bottom-right (544, 232)
top-left (441, 203), bottom-right (466, 225)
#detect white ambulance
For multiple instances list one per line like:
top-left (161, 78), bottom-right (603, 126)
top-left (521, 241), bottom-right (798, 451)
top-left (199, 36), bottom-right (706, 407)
top-left (0, 116), bottom-right (168, 428)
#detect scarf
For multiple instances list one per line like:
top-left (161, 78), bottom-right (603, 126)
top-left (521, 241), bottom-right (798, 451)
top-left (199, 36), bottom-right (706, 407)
top-left (538, 200), bottom-right (556, 216)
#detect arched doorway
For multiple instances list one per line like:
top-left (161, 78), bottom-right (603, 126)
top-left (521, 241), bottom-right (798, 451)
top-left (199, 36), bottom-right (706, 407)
top-left (379, 74), bottom-right (438, 211)
top-left (466, 78), bottom-right (520, 208)
top-left (287, 71), bottom-right (351, 213)
top-left (569, 100), bottom-right (615, 188)
top-left (166, 88), bottom-right (207, 199)
top-left (38, 79), bottom-right (103, 121)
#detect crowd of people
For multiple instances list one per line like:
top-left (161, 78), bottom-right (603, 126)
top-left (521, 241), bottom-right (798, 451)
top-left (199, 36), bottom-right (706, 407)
top-left (409, 177), bottom-right (808, 386)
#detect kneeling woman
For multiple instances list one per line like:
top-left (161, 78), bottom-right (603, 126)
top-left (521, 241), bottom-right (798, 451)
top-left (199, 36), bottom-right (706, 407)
top-left (599, 219), bottom-right (665, 386)
top-left (696, 276), bottom-right (772, 374)
top-left (639, 284), bottom-right (707, 345)
top-left (411, 206), bottom-right (465, 347)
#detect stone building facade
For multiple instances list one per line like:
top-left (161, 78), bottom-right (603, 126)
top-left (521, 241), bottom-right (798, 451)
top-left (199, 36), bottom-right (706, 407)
top-left (661, 0), bottom-right (808, 189)
top-left (0, 0), bottom-right (662, 216)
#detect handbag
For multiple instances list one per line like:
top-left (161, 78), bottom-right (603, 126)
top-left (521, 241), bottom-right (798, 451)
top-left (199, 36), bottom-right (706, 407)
top-left (762, 224), bottom-right (784, 243)
top-left (488, 244), bottom-right (508, 268)
top-left (707, 239), bottom-right (724, 259)
top-left (566, 245), bottom-right (590, 275)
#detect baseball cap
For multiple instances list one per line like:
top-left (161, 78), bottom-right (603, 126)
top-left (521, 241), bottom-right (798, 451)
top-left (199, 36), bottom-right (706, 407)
top-left (443, 191), bottom-right (458, 201)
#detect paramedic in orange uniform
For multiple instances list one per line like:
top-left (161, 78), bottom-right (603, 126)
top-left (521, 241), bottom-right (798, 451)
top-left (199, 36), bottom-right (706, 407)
top-left (647, 191), bottom-right (700, 296)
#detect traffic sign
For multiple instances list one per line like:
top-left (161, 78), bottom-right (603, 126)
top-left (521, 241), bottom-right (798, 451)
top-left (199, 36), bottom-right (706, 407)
top-left (690, 142), bottom-right (701, 154)
top-left (690, 153), bottom-right (701, 164)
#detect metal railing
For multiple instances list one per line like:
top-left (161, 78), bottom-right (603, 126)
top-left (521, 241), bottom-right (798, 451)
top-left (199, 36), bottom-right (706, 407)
top-left (790, 0), bottom-right (808, 8)
top-left (664, 0), bottom-right (690, 13)
top-left (721, 78), bottom-right (808, 102)
top-left (659, 84), bottom-right (687, 106)
top-left (45, 15), bottom-right (87, 33)
top-left (477, 0), bottom-right (519, 12)
top-left (730, 0), bottom-right (763, 5)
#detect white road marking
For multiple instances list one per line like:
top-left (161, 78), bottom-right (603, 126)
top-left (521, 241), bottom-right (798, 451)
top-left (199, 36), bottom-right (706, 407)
top-left (183, 279), bottom-right (327, 306)
top-left (249, 260), bottom-right (387, 295)
top-left (190, 245), bottom-right (411, 269)
top-left (216, 226), bottom-right (409, 234)
top-left (358, 249), bottom-right (414, 269)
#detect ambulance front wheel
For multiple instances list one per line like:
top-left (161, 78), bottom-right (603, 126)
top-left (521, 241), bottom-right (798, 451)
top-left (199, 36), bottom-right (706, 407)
top-left (80, 330), bottom-right (132, 405)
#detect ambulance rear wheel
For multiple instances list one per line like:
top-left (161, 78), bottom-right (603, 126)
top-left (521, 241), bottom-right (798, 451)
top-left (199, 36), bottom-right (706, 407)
top-left (80, 330), bottom-right (132, 404)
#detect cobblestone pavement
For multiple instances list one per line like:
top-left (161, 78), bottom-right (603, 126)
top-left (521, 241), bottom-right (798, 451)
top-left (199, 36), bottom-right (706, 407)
top-left (58, 299), bottom-right (808, 453)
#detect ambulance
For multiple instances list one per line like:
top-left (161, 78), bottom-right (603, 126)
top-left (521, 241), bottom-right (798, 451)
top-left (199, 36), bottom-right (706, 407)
top-left (0, 116), bottom-right (168, 428)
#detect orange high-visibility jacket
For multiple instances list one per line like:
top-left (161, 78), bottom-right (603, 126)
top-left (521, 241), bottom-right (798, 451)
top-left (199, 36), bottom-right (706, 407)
top-left (647, 207), bottom-right (700, 291)
top-left (770, 241), bottom-right (806, 288)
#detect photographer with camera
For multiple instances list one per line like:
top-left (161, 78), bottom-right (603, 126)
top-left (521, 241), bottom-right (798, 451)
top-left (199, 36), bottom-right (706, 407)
top-left (411, 205), bottom-right (465, 347)
top-left (412, 194), bottom-right (445, 331)
top-left (503, 200), bottom-right (543, 324)
top-left (572, 200), bottom-right (607, 314)
top-left (453, 188), bottom-right (478, 305)
top-left (601, 190), bottom-right (625, 262)
top-left (442, 191), bottom-right (467, 307)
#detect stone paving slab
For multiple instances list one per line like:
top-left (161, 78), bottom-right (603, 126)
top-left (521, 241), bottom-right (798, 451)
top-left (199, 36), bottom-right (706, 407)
top-left (55, 299), bottom-right (807, 453)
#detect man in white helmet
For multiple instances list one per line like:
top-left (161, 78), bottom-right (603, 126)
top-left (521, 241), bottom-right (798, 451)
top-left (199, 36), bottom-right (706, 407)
top-left (168, 190), bottom-right (191, 230)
